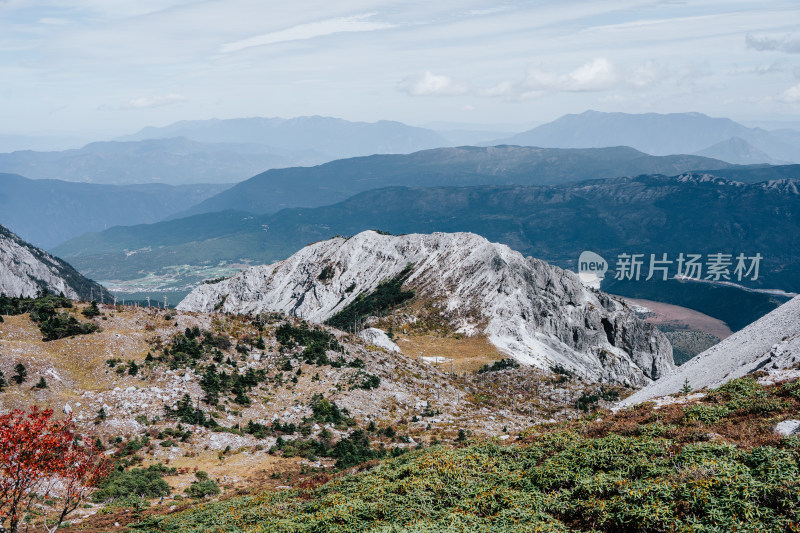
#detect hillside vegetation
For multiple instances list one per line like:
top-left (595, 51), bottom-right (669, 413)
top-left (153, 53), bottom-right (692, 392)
top-left (133, 376), bottom-right (800, 533)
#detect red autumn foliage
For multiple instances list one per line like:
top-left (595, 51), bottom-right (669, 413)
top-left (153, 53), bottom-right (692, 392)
top-left (0, 406), bottom-right (110, 533)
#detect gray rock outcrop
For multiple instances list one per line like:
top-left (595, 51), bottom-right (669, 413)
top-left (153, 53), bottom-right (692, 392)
top-left (179, 231), bottom-right (674, 385)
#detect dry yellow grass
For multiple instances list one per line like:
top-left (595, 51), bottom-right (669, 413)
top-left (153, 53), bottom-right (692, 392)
top-left (0, 304), bottom-right (156, 412)
top-left (395, 334), bottom-right (505, 373)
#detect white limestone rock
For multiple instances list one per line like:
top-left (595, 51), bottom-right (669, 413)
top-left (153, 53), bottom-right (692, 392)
top-left (179, 231), bottom-right (673, 385)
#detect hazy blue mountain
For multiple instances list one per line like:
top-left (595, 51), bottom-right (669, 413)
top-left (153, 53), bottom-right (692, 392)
top-left (693, 137), bottom-right (783, 164)
top-left (494, 111), bottom-right (800, 163)
top-left (55, 173), bottom-right (800, 322)
top-left (117, 116), bottom-right (449, 160)
top-left (434, 129), bottom-right (518, 146)
top-left (177, 145), bottom-right (734, 217)
top-left (0, 137), bottom-right (326, 185)
top-left (0, 133), bottom-right (91, 153)
top-left (0, 173), bottom-right (229, 248)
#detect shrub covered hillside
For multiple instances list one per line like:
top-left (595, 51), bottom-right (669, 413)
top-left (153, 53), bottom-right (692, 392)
top-left (136, 376), bottom-right (800, 532)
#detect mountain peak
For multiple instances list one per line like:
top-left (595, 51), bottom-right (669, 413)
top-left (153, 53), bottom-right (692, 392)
top-left (497, 111), bottom-right (799, 162)
top-left (694, 136), bottom-right (781, 164)
top-left (0, 224), bottom-right (110, 300)
top-left (178, 230), bottom-right (674, 385)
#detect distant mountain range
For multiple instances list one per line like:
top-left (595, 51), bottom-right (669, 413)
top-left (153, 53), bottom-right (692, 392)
top-left (117, 116), bottom-right (450, 160)
top-left (0, 173), bottom-right (228, 248)
top-left (0, 137), bottom-right (326, 186)
top-left (177, 145), bottom-right (734, 217)
top-left (54, 172), bottom-right (800, 326)
top-left (4, 112), bottom-right (796, 187)
top-left (492, 111), bottom-right (800, 163)
top-left (0, 224), bottom-right (109, 301)
top-left (693, 137), bottom-right (784, 165)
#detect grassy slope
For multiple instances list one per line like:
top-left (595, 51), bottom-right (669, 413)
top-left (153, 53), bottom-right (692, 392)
top-left (137, 376), bottom-right (800, 533)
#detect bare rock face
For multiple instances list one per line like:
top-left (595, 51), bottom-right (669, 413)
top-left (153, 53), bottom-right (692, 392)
top-left (0, 224), bottom-right (109, 300)
top-left (359, 328), bottom-right (401, 352)
top-left (179, 231), bottom-right (674, 385)
top-left (620, 295), bottom-right (800, 406)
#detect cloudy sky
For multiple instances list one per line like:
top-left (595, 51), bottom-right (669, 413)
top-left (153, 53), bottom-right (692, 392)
top-left (1, 0), bottom-right (799, 137)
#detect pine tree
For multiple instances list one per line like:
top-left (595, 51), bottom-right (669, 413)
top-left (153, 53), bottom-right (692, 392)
top-left (232, 381), bottom-right (250, 406)
top-left (34, 377), bottom-right (47, 389)
top-left (82, 301), bottom-right (101, 318)
top-left (12, 363), bottom-right (27, 385)
top-left (680, 378), bottom-right (692, 394)
top-left (200, 365), bottom-right (220, 405)
top-left (0, 370), bottom-right (6, 391)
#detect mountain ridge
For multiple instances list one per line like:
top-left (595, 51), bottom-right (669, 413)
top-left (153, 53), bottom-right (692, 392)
top-left (619, 295), bottom-right (800, 406)
top-left (116, 115), bottom-right (449, 160)
top-left (54, 172), bottom-right (800, 299)
top-left (494, 110), bottom-right (800, 162)
top-left (0, 224), bottom-right (110, 301)
top-left (178, 230), bottom-right (674, 386)
top-left (0, 137), bottom-right (325, 186)
top-left (0, 173), bottom-right (229, 248)
top-left (177, 145), bottom-right (734, 217)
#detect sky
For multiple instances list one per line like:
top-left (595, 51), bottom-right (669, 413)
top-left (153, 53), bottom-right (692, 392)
top-left (1, 0), bottom-right (799, 139)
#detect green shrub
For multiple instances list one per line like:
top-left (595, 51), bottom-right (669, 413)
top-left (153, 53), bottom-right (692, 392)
top-left (780, 380), bottom-right (800, 399)
top-left (331, 430), bottom-right (385, 469)
top-left (477, 358), bottom-right (520, 374)
top-left (683, 404), bottom-right (730, 424)
top-left (137, 430), bottom-right (800, 533)
top-left (82, 301), bottom-right (101, 318)
top-left (352, 372), bottom-right (380, 390)
top-left (575, 392), bottom-right (600, 412)
top-left (38, 312), bottom-right (100, 341)
top-left (709, 377), bottom-right (766, 403)
top-left (185, 472), bottom-right (220, 499)
top-left (93, 464), bottom-right (174, 502)
top-left (309, 395), bottom-right (353, 426)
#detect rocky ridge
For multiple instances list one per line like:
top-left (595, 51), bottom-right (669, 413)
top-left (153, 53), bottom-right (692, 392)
top-left (179, 231), bottom-right (674, 386)
top-left (619, 295), bottom-right (800, 406)
top-left (0, 224), bottom-right (110, 300)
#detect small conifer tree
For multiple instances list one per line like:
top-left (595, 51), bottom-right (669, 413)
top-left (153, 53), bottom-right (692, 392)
top-left (12, 363), bottom-right (27, 385)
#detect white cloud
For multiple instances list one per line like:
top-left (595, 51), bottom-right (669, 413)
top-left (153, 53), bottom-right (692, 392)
top-left (478, 58), bottom-right (669, 101)
top-left (220, 12), bottom-right (394, 54)
top-left (526, 58), bottom-right (618, 92)
top-left (480, 80), bottom-right (543, 102)
top-left (400, 71), bottom-right (469, 97)
top-left (746, 34), bottom-right (800, 54)
top-left (779, 83), bottom-right (800, 103)
top-left (121, 93), bottom-right (186, 109)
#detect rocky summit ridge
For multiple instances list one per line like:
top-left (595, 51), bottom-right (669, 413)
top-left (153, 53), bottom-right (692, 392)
top-left (179, 231), bottom-right (674, 385)
top-left (0, 224), bottom-right (109, 301)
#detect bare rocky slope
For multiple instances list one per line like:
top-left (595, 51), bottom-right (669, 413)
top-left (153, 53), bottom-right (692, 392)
top-left (179, 231), bottom-right (674, 386)
top-left (0, 224), bottom-right (110, 300)
top-left (619, 295), bottom-right (800, 406)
